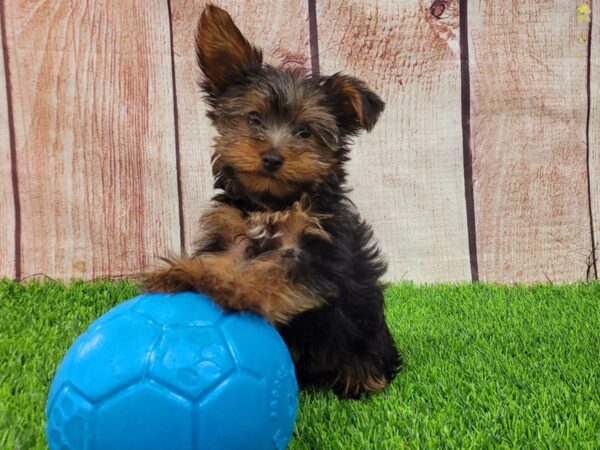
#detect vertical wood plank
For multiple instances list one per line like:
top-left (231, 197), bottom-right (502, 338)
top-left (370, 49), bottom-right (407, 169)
top-left (590, 2), bottom-right (599, 277)
top-left (470, 1), bottom-right (592, 283)
top-left (316, 0), bottom-right (471, 282)
top-left (0, 14), bottom-right (16, 278)
top-left (170, 0), bottom-right (311, 253)
top-left (5, 0), bottom-right (180, 279)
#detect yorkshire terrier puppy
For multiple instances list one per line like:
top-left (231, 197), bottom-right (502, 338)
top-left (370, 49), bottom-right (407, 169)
top-left (143, 4), bottom-right (400, 398)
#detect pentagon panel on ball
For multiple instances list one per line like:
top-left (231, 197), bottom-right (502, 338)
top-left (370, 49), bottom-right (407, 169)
top-left (46, 292), bottom-right (298, 450)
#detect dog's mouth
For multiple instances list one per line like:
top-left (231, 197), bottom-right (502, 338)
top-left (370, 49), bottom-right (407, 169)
top-left (258, 169), bottom-right (277, 178)
top-left (220, 168), bottom-right (293, 195)
top-left (239, 166), bottom-right (292, 183)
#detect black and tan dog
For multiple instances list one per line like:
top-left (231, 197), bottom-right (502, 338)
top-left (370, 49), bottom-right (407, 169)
top-left (144, 4), bottom-right (400, 399)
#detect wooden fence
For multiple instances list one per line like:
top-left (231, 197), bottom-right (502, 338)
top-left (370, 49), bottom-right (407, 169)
top-left (0, 0), bottom-right (598, 283)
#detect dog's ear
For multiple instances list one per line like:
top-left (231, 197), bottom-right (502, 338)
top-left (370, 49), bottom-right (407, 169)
top-left (195, 4), bottom-right (263, 96)
top-left (323, 73), bottom-right (385, 134)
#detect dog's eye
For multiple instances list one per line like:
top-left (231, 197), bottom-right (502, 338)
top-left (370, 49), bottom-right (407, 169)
top-left (247, 111), bottom-right (263, 128)
top-left (295, 125), bottom-right (312, 139)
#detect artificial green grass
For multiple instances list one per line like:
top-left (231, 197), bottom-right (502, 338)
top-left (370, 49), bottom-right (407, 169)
top-left (1, 280), bottom-right (599, 449)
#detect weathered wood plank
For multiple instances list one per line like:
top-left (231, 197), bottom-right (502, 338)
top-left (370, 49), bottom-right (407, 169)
top-left (4, 0), bottom-right (180, 279)
top-left (590, 2), bottom-right (599, 279)
top-left (0, 15), bottom-right (16, 278)
top-left (469, 1), bottom-right (592, 283)
top-left (170, 0), bottom-right (311, 253)
top-left (316, 0), bottom-right (471, 282)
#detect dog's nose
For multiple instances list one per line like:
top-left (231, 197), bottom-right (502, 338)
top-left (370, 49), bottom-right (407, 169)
top-left (261, 150), bottom-right (283, 172)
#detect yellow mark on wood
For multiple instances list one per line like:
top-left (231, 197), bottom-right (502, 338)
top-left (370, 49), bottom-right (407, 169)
top-left (577, 3), bottom-right (592, 22)
top-left (73, 260), bottom-right (87, 272)
top-left (577, 4), bottom-right (592, 15)
top-left (579, 31), bottom-right (588, 44)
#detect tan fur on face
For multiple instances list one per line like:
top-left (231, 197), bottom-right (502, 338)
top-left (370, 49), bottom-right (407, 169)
top-left (218, 138), bottom-right (307, 198)
top-left (218, 139), bottom-right (266, 174)
top-left (277, 149), bottom-right (332, 184)
top-left (209, 78), bottom-right (340, 198)
top-left (213, 131), bottom-right (335, 198)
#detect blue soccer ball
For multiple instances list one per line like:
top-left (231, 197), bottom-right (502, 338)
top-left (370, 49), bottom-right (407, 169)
top-left (46, 292), bottom-right (298, 450)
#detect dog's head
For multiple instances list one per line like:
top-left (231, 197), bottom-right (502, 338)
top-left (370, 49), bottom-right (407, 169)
top-left (196, 5), bottom-right (384, 201)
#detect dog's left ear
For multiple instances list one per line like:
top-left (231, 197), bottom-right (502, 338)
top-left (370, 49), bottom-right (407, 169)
top-left (323, 73), bottom-right (385, 134)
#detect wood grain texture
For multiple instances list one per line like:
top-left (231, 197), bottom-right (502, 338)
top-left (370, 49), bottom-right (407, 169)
top-left (591, 2), bottom-right (599, 278)
top-left (170, 0), bottom-right (311, 254)
top-left (316, 0), bottom-right (471, 282)
top-left (0, 16), bottom-right (15, 278)
top-left (469, 1), bottom-right (593, 283)
top-left (4, 0), bottom-right (180, 279)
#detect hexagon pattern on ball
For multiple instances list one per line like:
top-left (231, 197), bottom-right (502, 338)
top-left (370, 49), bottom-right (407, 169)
top-left (47, 386), bottom-right (93, 450)
top-left (95, 382), bottom-right (193, 450)
top-left (220, 313), bottom-right (290, 376)
top-left (133, 292), bottom-right (223, 327)
top-left (46, 292), bottom-right (298, 450)
top-left (149, 326), bottom-right (235, 400)
top-left (69, 314), bottom-right (161, 402)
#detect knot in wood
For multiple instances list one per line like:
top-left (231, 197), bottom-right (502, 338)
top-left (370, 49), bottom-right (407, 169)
top-left (430, 0), bottom-right (447, 19)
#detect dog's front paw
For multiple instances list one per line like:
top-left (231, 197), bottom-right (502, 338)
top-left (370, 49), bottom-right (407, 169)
top-left (246, 218), bottom-right (283, 255)
top-left (247, 203), bottom-right (330, 249)
top-left (141, 257), bottom-right (204, 293)
top-left (142, 266), bottom-right (190, 293)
